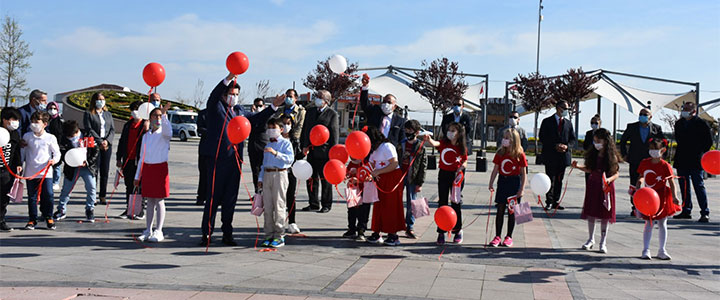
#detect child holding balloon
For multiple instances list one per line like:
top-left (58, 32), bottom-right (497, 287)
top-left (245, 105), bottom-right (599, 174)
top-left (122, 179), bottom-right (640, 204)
top-left (488, 128), bottom-right (527, 247)
top-left (571, 128), bottom-right (620, 254)
top-left (344, 157), bottom-right (371, 241)
top-left (635, 138), bottom-right (680, 260)
top-left (53, 120), bottom-right (99, 222)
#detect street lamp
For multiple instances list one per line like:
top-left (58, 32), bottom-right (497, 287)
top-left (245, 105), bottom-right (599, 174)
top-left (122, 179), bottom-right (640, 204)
top-left (536, 0), bottom-right (543, 74)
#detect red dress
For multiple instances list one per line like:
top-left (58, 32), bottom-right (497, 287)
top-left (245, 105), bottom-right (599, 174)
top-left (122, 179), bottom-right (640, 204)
top-left (637, 158), bottom-right (680, 220)
top-left (371, 168), bottom-right (406, 234)
top-left (580, 158), bottom-right (616, 223)
top-left (140, 162), bottom-right (169, 198)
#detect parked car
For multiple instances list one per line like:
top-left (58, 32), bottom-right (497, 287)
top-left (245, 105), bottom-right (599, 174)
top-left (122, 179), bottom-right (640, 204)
top-left (167, 109), bottom-right (200, 141)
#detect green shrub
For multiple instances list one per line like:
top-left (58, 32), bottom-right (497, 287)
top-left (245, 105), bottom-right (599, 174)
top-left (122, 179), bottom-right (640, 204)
top-left (67, 90), bottom-right (197, 121)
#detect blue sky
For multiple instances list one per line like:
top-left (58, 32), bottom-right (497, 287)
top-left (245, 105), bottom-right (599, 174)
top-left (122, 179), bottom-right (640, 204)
top-left (2, 0), bottom-right (719, 134)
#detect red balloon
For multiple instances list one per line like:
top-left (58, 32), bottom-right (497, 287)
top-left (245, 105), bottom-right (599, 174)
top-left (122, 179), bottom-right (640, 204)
top-left (310, 125), bottom-right (330, 146)
top-left (142, 62), bottom-right (165, 87)
top-left (329, 144), bottom-right (349, 163)
top-left (701, 150), bottom-right (720, 175)
top-left (633, 187), bottom-right (660, 216)
top-left (345, 131), bottom-right (371, 159)
top-left (226, 51), bottom-right (250, 75)
top-left (227, 116), bottom-right (251, 144)
top-left (323, 159), bottom-right (346, 185)
top-left (434, 206), bottom-right (457, 232)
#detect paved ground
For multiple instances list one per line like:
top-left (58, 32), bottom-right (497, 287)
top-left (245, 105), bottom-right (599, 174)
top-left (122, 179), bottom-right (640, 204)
top-left (1, 139), bottom-right (719, 300)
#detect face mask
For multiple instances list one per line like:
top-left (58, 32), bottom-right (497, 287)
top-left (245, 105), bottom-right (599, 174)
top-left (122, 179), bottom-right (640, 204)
top-left (282, 124), bottom-right (292, 134)
top-left (560, 110), bottom-right (568, 118)
top-left (638, 115), bottom-right (649, 124)
top-left (405, 131), bottom-right (416, 139)
top-left (48, 109), bottom-right (58, 116)
top-left (151, 100), bottom-right (160, 107)
top-left (69, 134), bottom-right (80, 144)
top-left (131, 111), bottom-right (140, 120)
top-left (8, 120), bottom-right (19, 131)
top-left (285, 97), bottom-right (294, 106)
top-left (680, 111), bottom-right (691, 119)
top-left (227, 95), bottom-right (239, 106)
top-left (151, 119), bottom-right (161, 129)
top-left (37, 103), bottom-right (47, 111)
top-left (501, 138), bottom-right (510, 147)
top-left (593, 142), bottom-right (604, 150)
top-left (508, 118), bottom-right (517, 127)
top-left (314, 98), bottom-right (324, 108)
top-left (446, 131), bottom-right (456, 140)
top-left (30, 123), bottom-right (43, 133)
top-left (266, 128), bottom-right (281, 139)
top-left (381, 103), bottom-right (394, 115)
top-left (591, 124), bottom-right (599, 130)
top-left (649, 149), bottom-right (662, 158)
top-left (95, 100), bottom-right (105, 109)
top-left (452, 106), bottom-right (462, 115)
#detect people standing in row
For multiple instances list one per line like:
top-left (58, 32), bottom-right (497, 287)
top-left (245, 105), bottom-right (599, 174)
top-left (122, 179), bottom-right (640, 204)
top-left (538, 100), bottom-right (576, 211)
top-left (117, 101), bottom-right (148, 219)
top-left (361, 76), bottom-right (406, 147)
top-left (496, 110), bottom-right (528, 151)
top-left (83, 92), bottom-right (115, 206)
top-left (300, 90), bottom-right (338, 213)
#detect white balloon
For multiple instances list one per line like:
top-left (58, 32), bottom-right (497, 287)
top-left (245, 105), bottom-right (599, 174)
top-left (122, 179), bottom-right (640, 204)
top-left (136, 102), bottom-right (156, 120)
top-left (292, 160), bottom-right (313, 181)
top-left (328, 54), bottom-right (348, 74)
top-left (0, 127), bottom-right (9, 148)
top-left (65, 148), bottom-right (87, 167)
top-left (530, 173), bottom-right (552, 195)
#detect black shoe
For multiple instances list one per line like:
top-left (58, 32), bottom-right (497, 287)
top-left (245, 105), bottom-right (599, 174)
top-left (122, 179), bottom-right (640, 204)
top-left (222, 236), bottom-right (237, 246)
top-left (195, 198), bottom-right (205, 206)
top-left (118, 210), bottom-right (128, 219)
top-left (0, 222), bottom-right (12, 231)
top-left (699, 215), bottom-right (709, 223)
top-left (318, 207), bottom-right (331, 213)
top-left (85, 209), bottom-right (95, 223)
top-left (98, 197), bottom-right (107, 205)
top-left (301, 206), bottom-right (319, 212)
top-left (553, 205), bottom-right (565, 210)
top-left (545, 204), bottom-right (552, 210)
top-left (405, 230), bottom-right (417, 239)
top-left (199, 235), bottom-right (211, 246)
top-left (342, 230), bottom-right (357, 239)
top-left (673, 212), bottom-right (692, 219)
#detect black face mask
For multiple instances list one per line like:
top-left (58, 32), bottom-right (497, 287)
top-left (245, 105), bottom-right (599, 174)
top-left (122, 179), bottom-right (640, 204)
top-left (405, 131), bottom-right (416, 139)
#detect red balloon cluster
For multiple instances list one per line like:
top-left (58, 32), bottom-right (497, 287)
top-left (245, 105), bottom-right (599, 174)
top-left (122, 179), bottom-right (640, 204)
top-left (633, 187), bottom-right (660, 216)
top-left (310, 125), bottom-right (330, 146)
top-left (323, 159), bottom-right (346, 185)
top-left (226, 52), bottom-right (250, 75)
top-left (435, 206), bottom-right (457, 232)
top-left (329, 144), bottom-right (349, 163)
top-left (227, 116), bottom-right (251, 144)
top-left (701, 150), bottom-right (720, 175)
top-left (142, 62), bottom-right (166, 87)
top-left (345, 131), bottom-right (371, 159)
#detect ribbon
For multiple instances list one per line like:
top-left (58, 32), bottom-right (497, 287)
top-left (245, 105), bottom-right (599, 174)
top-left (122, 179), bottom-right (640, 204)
top-left (372, 140), bottom-right (426, 194)
top-left (536, 167), bottom-right (575, 218)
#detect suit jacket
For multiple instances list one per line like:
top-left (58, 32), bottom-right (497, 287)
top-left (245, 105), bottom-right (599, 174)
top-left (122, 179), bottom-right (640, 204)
top-left (83, 110), bottom-right (115, 145)
top-left (538, 114), bottom-right (576, 166)
top-left (673, 116), bottom-right (712, 169)
top-left (619, 121), bottom-right (663, 166)
top-left (441, 112), bottom-right (474, 154)
top-left (246, 104), bottom-right (278, 155)
top-left (497, 125), bottom-right (528, 150)
top-left (360, 89), bottom-right (406, 146)
top-left (198, 80), bottom-right (240, 159)
top-left (18, 103), bottom-right (35, 136)
top-left (300, 106), bottom-right (339, 161)
top-left (583, 129), bottom-right (595, 151)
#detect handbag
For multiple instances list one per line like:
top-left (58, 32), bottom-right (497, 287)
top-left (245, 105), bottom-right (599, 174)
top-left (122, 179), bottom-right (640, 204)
top-left (411, 195), bottom-right (430, 218)
top-left (513, 200), bottom-right (534, 225)
top-left (7, 178), bottom-right (23, 203)
top-left (362, 181), bottom-right (379, 204)
top-left (127, 188), bottom-right (143, 217)
top-left (450, 171), bottom-right (463, 204)
top-left (346, 187), bottom-right (360, 208)
top-left (250, 193), bottom-right (264, 216)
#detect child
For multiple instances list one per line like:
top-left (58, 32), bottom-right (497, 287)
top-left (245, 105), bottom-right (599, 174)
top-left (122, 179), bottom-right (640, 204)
top-left (53, 121), bottom-right (99, 222)
top-left (344, 157), bottom-right (371, 241)
top-left (488, 128), bottom-right (527, 247)
top-left (46, 101), bottom-right (64, 191)
top-left (572, 128), bottom-right (620, 254)
top-left (134, 104), bottom-right (172, 242)
top-left (399, 120), bottom-right (426, 239)
top-left (636, 138), bottom-right (680, 260)
top-left (1, 107), bottom-right (23, 231)
top-left (366, 126), bottom-right (405, 246)
top-left (258, 118), bottom-right (295, 248)
top-left (424, 122), bottom-right (468, 245)
top-left (22, 111), bottom-right (61, 230)
top-left (117, 101), bottom-right (148, 219)
top-left (280, 114), bottom-right (302, 234)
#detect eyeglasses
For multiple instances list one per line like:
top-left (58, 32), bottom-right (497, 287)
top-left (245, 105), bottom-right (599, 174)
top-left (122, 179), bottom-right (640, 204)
top-left (510, 116), bottom-right (519, 119)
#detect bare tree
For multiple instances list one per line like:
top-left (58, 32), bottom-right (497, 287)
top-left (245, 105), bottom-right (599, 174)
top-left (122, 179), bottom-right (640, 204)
top-left (303, 57), bottom-right (359, 103)
top-left (513, 72), bottom-right (552, 154)
top-left (255, 79), bottom-right (273, 99)
top-left (410, 57), bottom-right (468, 136)
top-left (1, 16), bottom-right (33, 107)
top-left (548, 67), bottom-right (598, 142)
top-left (192, 79), bottom-right (205, 108)
top-left (660, 112), bottom-right (679, 158)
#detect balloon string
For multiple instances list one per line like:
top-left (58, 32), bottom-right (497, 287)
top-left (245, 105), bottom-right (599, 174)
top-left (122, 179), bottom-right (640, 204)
top-left (33, 163), bottom-right (52, 207)
top-left (536, 167), bottom-right (574, 218)
top-left (0, 150), bottom-right (52, 180)
top-left (372, 140), bottom-right (426, 194)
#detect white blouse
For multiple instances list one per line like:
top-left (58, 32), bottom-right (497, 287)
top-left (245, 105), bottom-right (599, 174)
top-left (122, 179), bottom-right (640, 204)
top-left (135, 115), bottom-right (172, 180)
top-left (368, 142), bottom-right (398, 170)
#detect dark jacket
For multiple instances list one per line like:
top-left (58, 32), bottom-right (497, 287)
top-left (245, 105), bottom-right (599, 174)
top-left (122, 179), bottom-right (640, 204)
top-left (198, 80), bottom-right (241, 159)
top-left (441, 112), bottom-right (474, 155)
top-left (583, 129), bottom-right (596, 151)
top-left (360, 89), bottom-right (406, 147)
top-left (538, 114), bottom-right (576, 166)
top-left (59, 132), bottom-right (100, 178)
top-left (47, 117), bottom-right (64, 140)
top-left (674, 116), bottom-right (713, 169)
top-left (398, 138), bottom-right (426, 186)
top-left (619, 121), bottom-right (664, 167)
top-left (246, 105), bottom-right (278, 155)
top-left (197, 109), bottom-right (207, 137)
top-left (0, 129), bottom-right (22, 180)
top-left (497, 125), bottom-right (528, 150)
top-left (300, 105), bottom-right (339, 161)
top-left (18, 103), bottom-right (35, 136)
top-left (83, 110), bottom-right (115, 145)
top-left (116, 119), bottom-right (147, 167)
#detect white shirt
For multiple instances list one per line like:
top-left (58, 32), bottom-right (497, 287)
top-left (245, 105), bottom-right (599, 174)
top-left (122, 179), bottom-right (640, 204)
top-left (22, 131), bottom-right (61, 179)
top-left (368, 142), bottom-right (398, 170)
top-left (135, 115), bottom-right (172, 180)
top-left (381, 115), bottom-right (391, 137)
top-left (98, 111), bottom-right (106, 138)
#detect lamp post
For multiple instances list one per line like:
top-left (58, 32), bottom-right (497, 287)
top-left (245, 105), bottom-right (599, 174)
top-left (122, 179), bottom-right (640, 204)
top-left (535, 0), bottom-right (543, 74)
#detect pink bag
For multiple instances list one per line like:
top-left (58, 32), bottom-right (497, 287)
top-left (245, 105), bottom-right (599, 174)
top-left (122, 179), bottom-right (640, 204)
top-left (250, 193), bottom-right (264, 216)
top-left (7, 178), bottom-right (23, 203)
top-left (450, 172), bottom-right (463, 204)
top-left (113, 169), bottom-right (123, 190)
top-left (346, 187), bottom-right (360, 208)
top-left (362, 181), bottom-right (379, 204)
top-left (411, 196), bottom-right (430, 218)
top-left (127, 189), bottom-right (143, 217)
top-left (514, 201), bottom-right (533, 225)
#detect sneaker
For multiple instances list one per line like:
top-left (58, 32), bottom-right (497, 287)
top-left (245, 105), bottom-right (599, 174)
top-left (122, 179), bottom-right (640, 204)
top-left (641, 249), bottom-right (652, 260)
top-left (118, 210), bottom-right (128, 219)
top-left (53, 184), bottom-right (60, 191)
top-left (581, 240), bottom-right (595, 250)
top-left (489, 236), bottom-right (502, 247)
top-left (0, 222), bottom-right (13, 231)
top-left (199, 235), bottom-right (211, 246)
top-left (53, 210), bottom-right (66, 221)
top-left (342, 230), bottom-right (357, 239)
top-left (46, 219), bottom-right (56, 230)
top-left (137, 229), bottom-right (151, 242)
top-left (502, 236), bottom-right (513, 247)
top-left (98, 197), bottom-right (107, 205)
top-left (222, 236), bottom-right (238, 246)
top-left (355, 233), bottom-right (366, 242)
top-left (288, 223), bottom-right (301, 234)
top-left (131, 211), bottom-right (145, 220)
top-left (270, 238), bottom-right (285, 248)
top-left (367, 233), bottom-right (383, 244)
top-left (383, 235), bottom-right (400, 246)
top-left (405, 229), bottom-right (417, 239)
top-left (699, 215), bottom-right (709, 223)
top-left (261, 239), bottom-right (272, 247)
top-left (85, 209), bottom-right (95, 223)
top-left (24, 221), bottom-right (35, 230)
top-left (656, 251), bottom-right (672, 260)
top-left (148, 230), bottom-right (164, 242)
top-left (437, 233), bottom-right (446, 245)
top-left (599, 243), bottom-right (608, 254)
top-left (453, 230), bottom-right (464, 244)
top-left (673, 212), bottom-right (692, 219)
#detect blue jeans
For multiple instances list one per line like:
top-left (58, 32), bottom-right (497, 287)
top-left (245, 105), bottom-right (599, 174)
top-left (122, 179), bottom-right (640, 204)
top-left (52, 165), bottom-right (62, 186)
top-left (677, 168), bottom-right (709, 216)
top-left (27, 178), bottom-right (54, 222)
top-left (57, 167), bottom-right (97, 213)
top-left (405, 182), bottom-right (416, 230)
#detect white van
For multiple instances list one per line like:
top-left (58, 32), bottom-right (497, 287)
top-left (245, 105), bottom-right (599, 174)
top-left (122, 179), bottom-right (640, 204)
top-left (167, 109), bottom-right (200, 141)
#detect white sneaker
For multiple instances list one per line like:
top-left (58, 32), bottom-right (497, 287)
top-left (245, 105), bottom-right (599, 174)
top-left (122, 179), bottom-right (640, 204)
top-left (641, 249), bottom-right (652, 260)
top-left (148, 230), bottom-right (164, 242)
top-left (581, 240), bottom-right (594, 250)
top-left (53, 184), bottom-right (60, 191)
top-left (288, 223), bottom-right (301, 234)
top-left (656, 251), bottom-right (672, 260)
top-left (137, 229), bottom-right (151, 242)
top-left (599, 243), bottom-right (608, 254)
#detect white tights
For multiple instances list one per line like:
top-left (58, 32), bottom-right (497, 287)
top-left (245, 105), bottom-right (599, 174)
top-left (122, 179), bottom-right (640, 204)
top-left (145, 198), bottom-right (166, 233)
top-left (643, 217), bottom-right (668, 253)
top-left (586, 217), bottom-right (609, 245)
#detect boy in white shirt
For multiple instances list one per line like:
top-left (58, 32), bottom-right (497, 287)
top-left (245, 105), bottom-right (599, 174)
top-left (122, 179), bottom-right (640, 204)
top-left (22, 111), bottom-right (61, 230)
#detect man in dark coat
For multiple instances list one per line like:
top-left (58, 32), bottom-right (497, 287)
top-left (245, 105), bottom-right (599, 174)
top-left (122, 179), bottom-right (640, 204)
top-left (18, 89), bottom-right (48, 136)
top-left (441, 99), bottom-right (474, 155)
top-left (538, 100), bottom-right (576, 210)
top-left (361, 76), bottom-right (406, 147)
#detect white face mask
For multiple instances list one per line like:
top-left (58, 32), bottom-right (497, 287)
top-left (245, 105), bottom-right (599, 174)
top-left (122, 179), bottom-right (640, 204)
top-left (95, 100), bottom-right (105, 109)
top-left (508, 118), bottom-right (517, 127)
top-left (282, 124), bottom-right (292, 134)
top-left (501, 138), bottom-right (510, 147)
top-left (30, 123), bottom-right (43, 134)
top-left (381, 103), bottom-right (394, 115)
top-left (227, 95), bottom-right (239, 106)
top-left (314, 98), bottom-right (324, 108)
top-left (8, 120), bottom-right (19, 131)
top-left (48, 109), bottom-right (58, 116)
top-left (131, 111), bottom-right (140, 120)
top-left (266, 128), bottom-right (281, 139)
top-left (649, 149), bottom-right (662, 158)
top-left (593, 142), bottom-right (603, 150)
top-left (560, 110), bottom-right (568, 118)
top-left (591, 124), bottom-right (599, 130)
top-left (446, 131), bottom-right (456, 140)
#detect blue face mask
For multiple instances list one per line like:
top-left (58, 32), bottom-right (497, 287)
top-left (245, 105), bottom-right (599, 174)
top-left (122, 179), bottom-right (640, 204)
top-left (452, 106), bottom-right (461, 114)
top-left (284, 97), bottom-right (293, 106)
top-left (638, 115), bottom-right (649, 124)
top-left (37, 103), bottom-right (47, 111)
top-left (151, 100), bottom-right (160, 107)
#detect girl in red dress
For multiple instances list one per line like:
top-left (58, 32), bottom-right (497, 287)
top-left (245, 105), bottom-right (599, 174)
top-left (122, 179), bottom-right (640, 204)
top-left (572, 128), bottom-right (621, 254)
top-left (488, 128), bottom-right (527, 247)
top-left (636, 138), bottom-right (680, 260)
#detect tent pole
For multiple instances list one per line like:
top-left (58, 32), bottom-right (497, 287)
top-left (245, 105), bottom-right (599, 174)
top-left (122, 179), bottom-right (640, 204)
top-left (613, 103), bottom-right (617, 142)
top-left (597, 95), bottom-right (601, 115)
top-left (575, 97), bottom-right (580, 149)
top-left (482, 77), bottom-right (489, 149)
top-left (695, 82), bottom-right (700, 107)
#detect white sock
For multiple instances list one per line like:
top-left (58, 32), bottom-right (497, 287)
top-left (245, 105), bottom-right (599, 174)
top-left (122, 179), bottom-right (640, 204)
top-left (658, 218), bottom-right (668, 254)
top-left (600, 219), bottom-right (609, 246)
top-left (155, 199), bottom-right (166, 232)
top-left (643, 220), bottom-right (653, 251)
top-left (587, 217), bottom-right (596, 243)
top-left (145, 198), bottom-right (156, 233)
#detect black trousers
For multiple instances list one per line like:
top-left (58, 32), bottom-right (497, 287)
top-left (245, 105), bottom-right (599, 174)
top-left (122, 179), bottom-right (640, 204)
top-left (544, 163), bottom-right (566, 207)
top-left (122, 160), bottom-right (145, 212)
top-left (347, 203), bottom-right (371, 233)
top-left (196, 154), bottom-right (210, 202)
top-left (287, 171), bottom-right (297, 224)
top-left (249, 149), bottom-right (263, 194)
top-left (437, 169), bottom-right (462, 233)
top-left (307, 157), bottom-right (333, 209)
top-left (201, 155), bottom-right (240, 237)
top-left (0, 173), bottom-right (12, 224)
top-left (98, 144), bottom-right (112, 198)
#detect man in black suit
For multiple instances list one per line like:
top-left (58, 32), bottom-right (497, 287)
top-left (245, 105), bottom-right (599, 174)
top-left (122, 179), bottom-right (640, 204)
top-left (538, 100), bottom-right (576, 210)
top-left (619, 108), bottom-right (664, 215)
top-left (300, 90), bottom-right (339, 213)
top-left (441, 98), bottom-right (474, 154)
top-left (18, 89), bottom-right (48, 136)
top-left (360, 76), bottom-right (406, 147)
